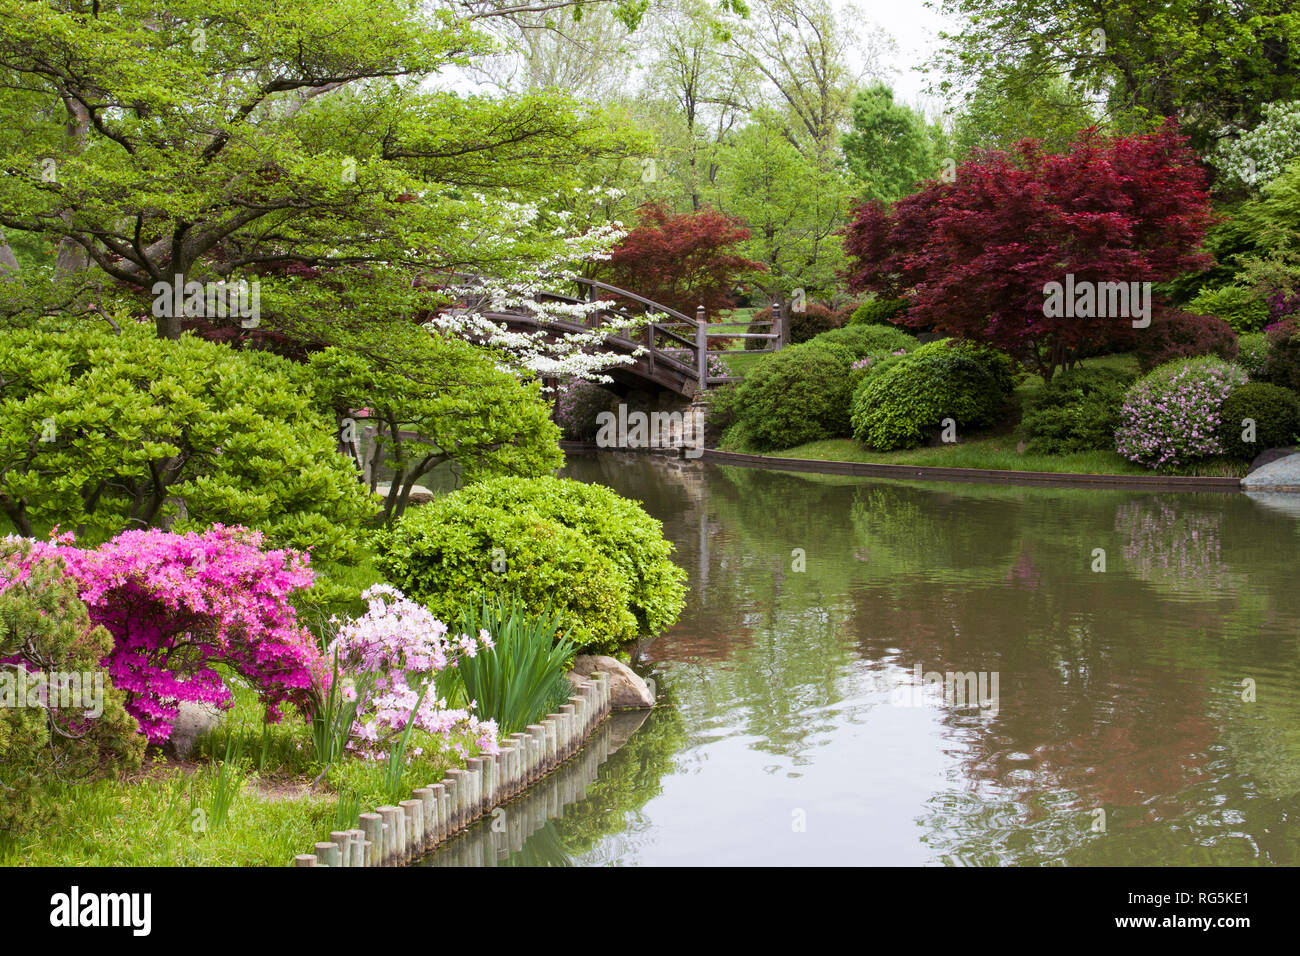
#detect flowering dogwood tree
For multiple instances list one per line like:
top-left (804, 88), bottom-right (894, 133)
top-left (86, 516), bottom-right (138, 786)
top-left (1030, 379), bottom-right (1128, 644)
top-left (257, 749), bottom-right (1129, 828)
top-left (327, 585), bottom-right (499, 761)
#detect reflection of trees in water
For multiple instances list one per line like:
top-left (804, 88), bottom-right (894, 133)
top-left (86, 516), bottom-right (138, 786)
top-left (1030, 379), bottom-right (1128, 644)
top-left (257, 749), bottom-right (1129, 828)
top-left (565, 454), bottom-right (1300, 864)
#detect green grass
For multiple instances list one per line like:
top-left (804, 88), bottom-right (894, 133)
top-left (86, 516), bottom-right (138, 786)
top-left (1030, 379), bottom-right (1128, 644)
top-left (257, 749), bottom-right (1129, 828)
top-left (0, 663), bottom-right (478, 866)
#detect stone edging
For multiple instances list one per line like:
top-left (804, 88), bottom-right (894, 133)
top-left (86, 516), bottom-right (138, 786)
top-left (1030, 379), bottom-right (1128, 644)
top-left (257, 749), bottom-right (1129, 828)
top-left (557, 442), bottom-right (1242, 492)
top-left (293, 672), bottom-right (611, 867)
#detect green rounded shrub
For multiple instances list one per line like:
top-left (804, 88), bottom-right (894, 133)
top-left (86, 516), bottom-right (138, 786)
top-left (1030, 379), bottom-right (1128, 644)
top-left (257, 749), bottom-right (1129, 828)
top-left (732, 343), bottom-right (854, 449)
top-left (1187, 285), bottom-right (1271, 333)
top-left (850, 340), bottom-right (1015, 450)
top-left (806, 323), bottom-right (919, 359)
top-left (1219, 382), bottom-right (1300, 459)
top-left (1018, 366), bottom-right (1137, 454)
top-left (375, 476), bottom-right (687, 652)
top-left (848, 297), bottom-right (907, 327)
top-left (1263, 318), bottom-right (1300, 390)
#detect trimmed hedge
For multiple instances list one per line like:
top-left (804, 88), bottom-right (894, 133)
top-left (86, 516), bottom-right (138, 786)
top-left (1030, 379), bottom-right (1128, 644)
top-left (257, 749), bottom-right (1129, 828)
top-left (732, 343), bottom-right (855, 449)
top-left (1018, 366), bottom-right (1137, 454)
top-left (376, 476), bottom-right (687, 653)
top-left (744, 302), bottom-right (842, 350)
top-left (849, 339), bottom-right (1016, 450)
top-left (1219, 382), bottom-right (1300, 459)
top-left (806, 323), bottom-right (919, 359)
top-left (848, 297), bottom-right (908, 327)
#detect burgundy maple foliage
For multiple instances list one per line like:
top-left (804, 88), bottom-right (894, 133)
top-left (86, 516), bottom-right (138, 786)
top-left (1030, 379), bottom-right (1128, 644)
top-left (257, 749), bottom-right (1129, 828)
top-left (843, 122), bottom-right (1217, 380)
top-left (601, 203), bottom-right (765, 317)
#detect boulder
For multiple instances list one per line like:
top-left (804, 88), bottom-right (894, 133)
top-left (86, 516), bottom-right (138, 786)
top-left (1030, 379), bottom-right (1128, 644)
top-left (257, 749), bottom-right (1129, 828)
top-left (165, 701), bottom-right (224, 760)
top-left (1241, 452), bottom-right (1300, 492)
top-left (567, 654), bottom-right (655, 710)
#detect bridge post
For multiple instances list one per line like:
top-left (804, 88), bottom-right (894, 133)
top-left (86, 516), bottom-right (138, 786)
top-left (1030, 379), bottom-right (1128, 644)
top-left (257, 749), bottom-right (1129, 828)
top-left (774, 296), bottom-right (789, 350)
top-left (695, 305), bottom-right (708, 391)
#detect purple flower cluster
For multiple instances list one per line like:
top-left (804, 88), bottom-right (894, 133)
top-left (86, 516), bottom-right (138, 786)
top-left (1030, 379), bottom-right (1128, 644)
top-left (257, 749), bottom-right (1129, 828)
top-left (1114, 358), bottom-right (1247, 469)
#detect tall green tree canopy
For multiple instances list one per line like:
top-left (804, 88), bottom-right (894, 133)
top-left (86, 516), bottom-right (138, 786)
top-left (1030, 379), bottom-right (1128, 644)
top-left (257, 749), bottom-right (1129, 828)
top-left (841, 83), bottom-right (941, 205)
top-left (0, 0), bottom-right (631, 344)
top-left (933, 0), bottom-right (1300, 154)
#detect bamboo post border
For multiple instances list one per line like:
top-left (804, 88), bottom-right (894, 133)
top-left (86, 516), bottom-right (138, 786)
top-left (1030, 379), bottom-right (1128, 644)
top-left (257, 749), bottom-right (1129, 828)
top-left (294, 673), bottom-right (613, 866)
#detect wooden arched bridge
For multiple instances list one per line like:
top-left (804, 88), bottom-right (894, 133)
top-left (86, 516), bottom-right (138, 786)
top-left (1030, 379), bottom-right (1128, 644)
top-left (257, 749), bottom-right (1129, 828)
top-left (470, 277), bottom-right (791, 398)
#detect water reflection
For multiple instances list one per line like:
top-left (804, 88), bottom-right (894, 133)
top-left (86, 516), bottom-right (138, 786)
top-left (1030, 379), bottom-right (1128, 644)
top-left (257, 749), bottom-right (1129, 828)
top-left (465, 454), bottom-right (1300, 865)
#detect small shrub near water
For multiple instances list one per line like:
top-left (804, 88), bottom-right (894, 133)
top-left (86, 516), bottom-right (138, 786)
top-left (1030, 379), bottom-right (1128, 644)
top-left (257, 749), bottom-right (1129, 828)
top-left (849, 340), bottom-right (1017, 451)
top-left (376, 476), bottom-right (686, 653)
top-left (1114, 357), bottom-right (1248, 470)
top-left (1019, 366), bottom-right (1137, 454)
top-left (731, 343), bottom-right (855, 448)
top-left (1218, 382), bottom-right (1300, 459)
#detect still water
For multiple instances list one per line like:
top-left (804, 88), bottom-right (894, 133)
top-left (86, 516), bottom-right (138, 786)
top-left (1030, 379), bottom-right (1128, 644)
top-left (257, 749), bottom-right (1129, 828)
top-left (425, 454), bottom-right (1300, 866)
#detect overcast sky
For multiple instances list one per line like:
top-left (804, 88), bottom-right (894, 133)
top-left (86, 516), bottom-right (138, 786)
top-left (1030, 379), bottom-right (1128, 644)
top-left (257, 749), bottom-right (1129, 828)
top-left (843, 0), bottom-right (960, 114)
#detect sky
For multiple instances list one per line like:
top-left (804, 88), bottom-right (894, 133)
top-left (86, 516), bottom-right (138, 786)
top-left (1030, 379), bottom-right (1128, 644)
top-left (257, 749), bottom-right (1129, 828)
top-left (840, 0), bottom-right (960, 115)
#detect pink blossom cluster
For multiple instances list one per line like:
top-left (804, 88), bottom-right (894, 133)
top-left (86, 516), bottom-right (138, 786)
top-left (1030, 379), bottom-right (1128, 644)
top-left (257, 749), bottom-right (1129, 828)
top-left (1, 525), bottom-right (323, 743)
top-left (327, 585), bottom-right (500, 761)
top-left (1114, 359), bottom-right (1248, 469)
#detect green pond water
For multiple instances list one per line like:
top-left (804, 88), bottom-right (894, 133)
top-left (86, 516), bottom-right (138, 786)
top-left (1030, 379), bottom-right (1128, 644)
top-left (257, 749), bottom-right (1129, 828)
top-left (422, 454), bottom-right (1300, 866)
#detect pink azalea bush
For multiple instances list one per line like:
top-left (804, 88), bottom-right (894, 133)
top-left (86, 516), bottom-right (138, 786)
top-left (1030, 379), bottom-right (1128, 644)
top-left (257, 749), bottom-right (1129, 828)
top-left (326, 584), bottom-right (499, 760)
top-left (1114, 357), bottom-right (1248, 469)
top-left (1, 525), bottom-right (323, 743)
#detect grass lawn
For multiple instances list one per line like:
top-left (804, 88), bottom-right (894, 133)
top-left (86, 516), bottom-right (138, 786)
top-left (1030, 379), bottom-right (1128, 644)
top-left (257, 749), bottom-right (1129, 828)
top-left (0, 664), bottom-right (474, 867)
top-left (717, 349), bottom-right (1251, 479)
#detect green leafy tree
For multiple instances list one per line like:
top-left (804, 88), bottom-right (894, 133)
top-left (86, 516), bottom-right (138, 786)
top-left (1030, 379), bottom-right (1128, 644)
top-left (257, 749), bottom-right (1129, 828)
top-left (949, 69), bottom-right (1101, 157)
top-left (307, 330), bottom-right (564, 522)
top-left (841, 83), bottom-right (942, 205)
top-left (709, 114), bottom-right (851, 299)
top-left (0, 0), bottom-right (631, 343)
top-left (933, 0), bottom-right (1300, 154)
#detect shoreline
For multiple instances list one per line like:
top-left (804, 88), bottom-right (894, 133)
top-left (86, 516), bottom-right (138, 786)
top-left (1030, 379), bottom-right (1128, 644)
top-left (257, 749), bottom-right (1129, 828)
top-left (559, 442), bottom-right (1244, 493)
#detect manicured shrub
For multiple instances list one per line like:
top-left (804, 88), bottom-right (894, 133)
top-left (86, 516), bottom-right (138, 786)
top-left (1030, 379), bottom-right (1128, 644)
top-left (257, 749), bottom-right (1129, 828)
top-left (0, 549), bottom-right (144, 833)
top-left (1219, 382), bottom-right (1300, 459)
top-left (744, 302), bottom-right (841, 349)
top-left (552, 378), bottom-right (616, 441)
top-left (1238, 332), bottom-right (1269, 378)
top-left (376, 476), bottom-right (687, 653)
top-left (850, 340), bottom-right (1015, 450)
top-left (848, 297), bottom-right (908, 327)
top-left (1114, 357), bottom-right (1248, 469)
top-left (5, 526), bottom-right (324, 743)
top-left (0, 323), bottom-right (374, 560)
top-left (1187, 285), bottom-right (1271, 333)
top-left (732, 343), bottom-right (854, 448)
top-left (807, 323), bottom-right (919, 359)
top-left (1018, 366), bottom-right (1137, 454)
top-left (325, 584), bottom-right (498, 760)
top-left (1263, 318), bottom-right (1300, 390)
top-left (1134, 308), bottom-right (1239, 372)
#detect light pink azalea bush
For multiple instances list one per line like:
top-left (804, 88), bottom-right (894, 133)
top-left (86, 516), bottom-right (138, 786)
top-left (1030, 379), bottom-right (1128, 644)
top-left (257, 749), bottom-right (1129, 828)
top-left (1114, 357), bottom-right (1248, 469)
top-left (327, 584), bottom-right (499, 760)
top-left (2, 525), bottom-right (323, 743)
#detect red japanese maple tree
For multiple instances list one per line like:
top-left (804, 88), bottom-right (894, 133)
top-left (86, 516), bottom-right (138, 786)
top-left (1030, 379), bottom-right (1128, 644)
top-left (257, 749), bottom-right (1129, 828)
top-left (601, 203), bottom-right (765, 317)
top-left (843, 122), bottom-right (1217, 380)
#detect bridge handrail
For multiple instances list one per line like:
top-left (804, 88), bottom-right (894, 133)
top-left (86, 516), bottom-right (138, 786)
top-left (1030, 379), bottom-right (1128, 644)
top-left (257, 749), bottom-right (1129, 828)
top-left (571, 277), bottom-right (698, 325)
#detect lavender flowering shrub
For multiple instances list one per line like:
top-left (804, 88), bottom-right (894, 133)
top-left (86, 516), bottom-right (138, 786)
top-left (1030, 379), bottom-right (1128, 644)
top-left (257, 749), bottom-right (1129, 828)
top-left (1114, 357), bottom-right (1248, 470)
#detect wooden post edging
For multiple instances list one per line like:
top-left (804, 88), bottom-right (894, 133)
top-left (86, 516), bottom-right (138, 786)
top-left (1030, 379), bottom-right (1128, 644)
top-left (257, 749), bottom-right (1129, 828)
top-left (296, 675), bottom-right (617, 867)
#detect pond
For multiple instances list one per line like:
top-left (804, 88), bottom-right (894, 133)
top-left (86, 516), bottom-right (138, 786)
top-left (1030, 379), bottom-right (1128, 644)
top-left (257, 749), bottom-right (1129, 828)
top-left (422, 454), bottom-right (1300, 866)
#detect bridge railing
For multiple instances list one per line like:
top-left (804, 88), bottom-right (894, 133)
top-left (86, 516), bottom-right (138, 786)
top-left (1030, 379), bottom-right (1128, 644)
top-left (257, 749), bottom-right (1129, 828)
top-left (568, 277), bottom-right (790, 392)
top-left (442, 272), bottom-right (789, 394)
